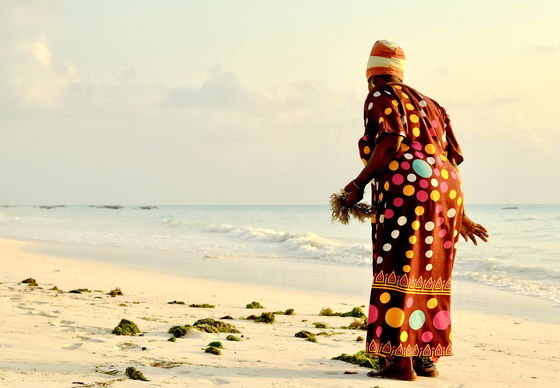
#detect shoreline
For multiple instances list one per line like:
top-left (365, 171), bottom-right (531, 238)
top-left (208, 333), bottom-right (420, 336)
top-left (23, 237), bottom-right (560, 325)
top-left (1, 238), bottom-right (559, 387)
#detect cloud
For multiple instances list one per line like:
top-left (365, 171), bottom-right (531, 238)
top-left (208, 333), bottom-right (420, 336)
top-left (0, 1), bottom-right (77, 110)
top-left (524, 45), bottom-right (560, 53)
top-left (165, 71), bottom-right (265, 110)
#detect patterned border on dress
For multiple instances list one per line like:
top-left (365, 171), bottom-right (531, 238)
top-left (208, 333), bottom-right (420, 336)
top-left (372, 270), bottom-right (452, 295)
top-left (366, 339), bottom-right (453, 357)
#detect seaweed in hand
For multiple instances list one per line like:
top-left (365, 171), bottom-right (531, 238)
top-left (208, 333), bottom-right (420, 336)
top-left (329, 190), bottom-right (374, 225)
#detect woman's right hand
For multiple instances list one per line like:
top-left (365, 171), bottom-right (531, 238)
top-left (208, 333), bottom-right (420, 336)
top-left (343, 181), bottom-right (364, 207)
top-left (460, 214), bottom-right (489, 245)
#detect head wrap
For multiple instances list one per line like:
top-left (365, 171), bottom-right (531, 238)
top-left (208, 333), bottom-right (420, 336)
top-left (366, 40), bottom-right (406, 81)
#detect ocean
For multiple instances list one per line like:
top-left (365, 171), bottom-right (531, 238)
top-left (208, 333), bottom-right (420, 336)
top-left (1, 204), bottom-right (558, 310)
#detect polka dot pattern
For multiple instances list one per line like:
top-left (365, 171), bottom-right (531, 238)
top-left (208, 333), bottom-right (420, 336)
top-left (385, 307), bottom-right (405, 328)
top-left (409, 310), bottom-right (426, 330)
top-left (359, 83), bottom-right (463, 358)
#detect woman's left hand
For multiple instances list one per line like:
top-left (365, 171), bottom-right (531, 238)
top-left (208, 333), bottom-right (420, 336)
top-left (460, 214), bottom-right (489, 246)
top-left (343, 181), bottom-right (364, 207)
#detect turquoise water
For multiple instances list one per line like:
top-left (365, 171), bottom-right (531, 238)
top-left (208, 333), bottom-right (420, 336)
top-left (0, 204), bottom-right (558, 305)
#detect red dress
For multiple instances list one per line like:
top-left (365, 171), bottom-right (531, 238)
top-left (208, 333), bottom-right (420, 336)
top-left (358, 82), bottom-right (464, 359)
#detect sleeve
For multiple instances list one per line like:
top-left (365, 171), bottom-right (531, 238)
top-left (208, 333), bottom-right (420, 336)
top-left (363, 86), bottom-right (407, 144)
top-left (442, 110), bottom-right (464, 165)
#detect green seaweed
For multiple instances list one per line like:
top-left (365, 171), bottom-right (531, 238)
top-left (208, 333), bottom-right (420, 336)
top-left (245, 314), bottom-right (258, 320)
top-left (208, 341), bottom-right (223, 348)
top-left (125, 366), bottom-right (149, 381)
top-left (356, 335), bottom-right (364, 341)
top-left (50, 285), bottom-right (61, 291)
top-left (255, 312), bottom-right (275, 324)
top-left (284, 308), bottom-right (295, 315)
top-left (204, 346), bottom-right (222, 355)
top-left (193, 318), bottom-right (240, 333)
top-left (220, 315), bottom-right (234, 320)
top-left (167, 300), bottom-right (185, 305)
top-left (168, 337), bottom-right (177, 342)
top-left (226, 335), bottom-right (240, 341)
top-left (320, 306), bottom-right (365, 318)
top-left (245, 301), bottom-right (264, 309)
top-left (338, 307), bottom-right (366, 318)
top-left (313, 322), bottom-right (328, 329)
top-left (189, 303), bottom-right (215, 308)
top-left (21, 278), bottom-right (39, 287)
top-left (168, 325), bottom-right (193, 338)
top-left (112, 319), bottom-right (141, 336)
top-left (295, 330), bottom-right (317, 342)
top-left (108, 287), bottom-right (123, 297)
top-left (344, 318), bottom-right (367, 330)
top-left (68, 288), bottom-right (91, 294)
top-left (332, 350), bottom-right (379, 369)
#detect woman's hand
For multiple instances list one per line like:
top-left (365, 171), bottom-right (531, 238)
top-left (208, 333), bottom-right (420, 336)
top-left (460, 214), bottom-right (489, 246)
top-left (343, 181), bottom-right (364, 207)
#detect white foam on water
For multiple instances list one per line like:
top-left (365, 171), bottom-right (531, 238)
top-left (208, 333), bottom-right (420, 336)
top-left (0, 204), bottom-right (558, 305)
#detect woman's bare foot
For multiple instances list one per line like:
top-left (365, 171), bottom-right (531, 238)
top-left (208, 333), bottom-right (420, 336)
top-left (413, 356), bottom-right (439, 377)
top-left (367, 356), bottom-right (417, 381)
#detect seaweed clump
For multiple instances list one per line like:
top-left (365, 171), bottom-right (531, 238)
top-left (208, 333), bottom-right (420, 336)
top-left (338, 307), bottom-right (366, 318)
top-left (226, 335), bottom-right (240, 341)
top-left (208, 341), bottom-right (223, 348)
top-left (204, 346), bottom-right (222, 355)
top-left (108, 287), bottom-right (123, 297)
top-left (193, 318), bottom-right (239, 333)
top-left (189, 303), bottom-right (215, 308)
top-left (332, 350), bottom-right (379, 369)
top-left (329, 190), bottom-right (374, 225)
top-left (348, 318), bottom-right (367, 330)
top-left (220, 315), bottom-right (234, 320)
top-left (284, 308), bottom-right (295, 315)
top-left (125, 366), bottom-right (149, 381)
top-left (21, 278), bottom-right (39, 287)
top-left (255, 312), bottom-right (275, 324)
top-left (313, 322), bottom-right (328, 329)
top-left (168, 325), bottom-right (193, 338)
top-left (295, 330), bottom-right (317, 342)
top-left (69, 288), bottom-right (91, 294)
top-left (319, 306), bottom-right (365, 318)
top-left (112, 319), bottom-right (141, 336)
top-left (246, 301), bottom-right (264, 309)
top-left (167, 300), bottom-right (185, 305)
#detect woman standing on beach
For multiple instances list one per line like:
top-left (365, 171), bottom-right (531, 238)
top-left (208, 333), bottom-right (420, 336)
top-left (343, 40), bottom-right (488, 381)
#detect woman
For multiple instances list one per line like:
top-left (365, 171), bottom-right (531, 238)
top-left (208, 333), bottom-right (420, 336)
top-left (343, 40), bottom-right (488, 381)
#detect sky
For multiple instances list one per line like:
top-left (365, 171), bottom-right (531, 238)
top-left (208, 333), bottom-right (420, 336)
top-left (0, 0), bottom-right (559, 205)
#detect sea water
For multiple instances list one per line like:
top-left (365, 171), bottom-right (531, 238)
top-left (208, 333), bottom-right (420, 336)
top-left (0, 204), bottom-right (558, 308)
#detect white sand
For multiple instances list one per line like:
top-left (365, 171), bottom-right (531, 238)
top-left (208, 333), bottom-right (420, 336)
top-left (1, 238), bottom-right (558, 387)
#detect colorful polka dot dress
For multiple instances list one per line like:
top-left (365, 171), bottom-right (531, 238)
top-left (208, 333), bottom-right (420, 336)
top-left (359, 82), bottom-right (464, 359)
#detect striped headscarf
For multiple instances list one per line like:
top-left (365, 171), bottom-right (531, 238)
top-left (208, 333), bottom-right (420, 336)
top-left (366, 40), bottom-right (406, 81)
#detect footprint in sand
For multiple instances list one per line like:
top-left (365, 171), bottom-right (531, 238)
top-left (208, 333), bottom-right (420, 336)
top-left (26, 310), bottom-right (59, 318)
top-left (209, 378), bottom-right (232, 385)
top-left (77, 335), bottom-right (105, 343)
top-left (48, 320), bottom-right (77, 331)
top-left (61, 343), bottom-right (83, 350)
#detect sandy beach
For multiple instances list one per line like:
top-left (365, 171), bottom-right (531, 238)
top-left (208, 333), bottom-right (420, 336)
top-left (0, 237), bottom-right (559, 387)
